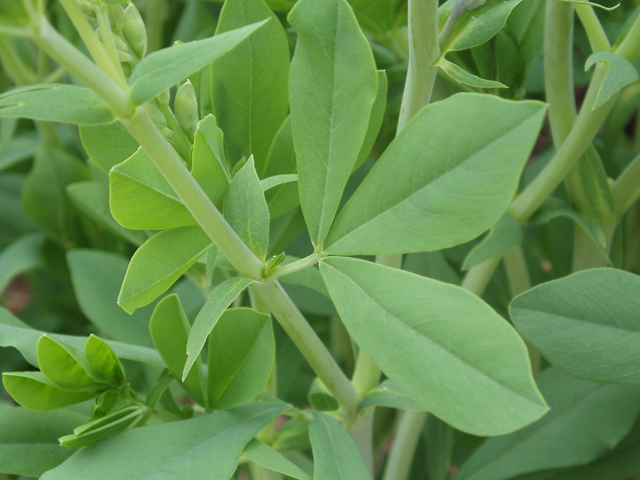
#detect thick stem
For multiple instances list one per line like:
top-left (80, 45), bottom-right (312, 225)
top-left (382, 410), bottom-right (427, 480)
top-left (461, 256), bottom-right (501, 296)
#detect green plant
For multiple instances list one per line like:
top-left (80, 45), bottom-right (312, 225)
top-left (1, 0), bottom-right (640, 478)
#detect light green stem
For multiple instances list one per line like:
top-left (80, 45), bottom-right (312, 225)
top-left (382, 410), bottom-right (427, 480)
top-left (616, 12), bottom-right (640, 61)
top-left (95, 4), bottom-right (126, 82)
top-left (613, 151), bottom-right (640, 217)
top-left (264, 253), bottom-right (322, 281)
top-left (461, 256), bottom-right (501, 296)
top-left (574, 5), bottom-right (611, 53)
top-left (144, 0), bottom-right (165, 53)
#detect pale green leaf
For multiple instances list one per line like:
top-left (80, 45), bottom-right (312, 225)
top-left (79, 122), bottom-right (139, 174)
top-left (191, 114), bottom-right (230, 209)
top-left (359, 380), bottom-right (426, 412)
top-left (462, 214), bottom-right (523, 270)
top-left (456, 368), bottom-right (640, 480)
top-left (325, 94), bottom-right (546, 256)
top-left (40, 402), bottom-right (287, 480)
top-left (585, 51), bottom-right (639, 109)
top-left (289, 0), bottom-right (379, 246)
top-left (243, 439), bottom-right (312, 480)
top-left (511, 268), bottom-right (640, 385)
top-left (84, 334), bottom-right (126, 387)
top-left (0, 232), bottom-right (44, 293)
top-left (129, 21), bottom-right (268, 104)
top-left (438, 58), bottom-right (507, 89)
top-left (320, 257), bottom-right (547, 436)
top-left (118, 227), bottom-right (212, 313)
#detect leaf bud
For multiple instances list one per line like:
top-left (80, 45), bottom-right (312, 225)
top-left (157, 88), bottom-right (171, 105)
top-left (175, 80), bottom-right (199, 139)
top-left (122, 3), bottom-right (147, 59)
top-left (108, 4), bottom-right (126, 32)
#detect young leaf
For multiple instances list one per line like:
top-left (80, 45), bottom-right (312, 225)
top-left (84, 335), bottom-right (126, 387)
top-left (211, 0), bottom-right (290, 170)
top-left (0, 232), bottom-right (44, 293)
top-left (118, 227), bottom-right (213, 313)
top-left (40, 402), bottom-right (287, 480)
top-left (79, 123), bottom-right (139, 174)
top-left (243, 439), bottom-right (313, 480)
top-left (585, 52), bottom-right (639, 109)
top-left (456, 368), bottom-right (640, 480)
top-left (2, 372), bottom-right (97, 412)
top-left (438, 58), bottom-right (508, 89)
top-left (36, 335), bottom-right (103, 392)
top-left (320, 257), bottom-right (547, 436)
top-left (511, 268), bottom-right (640, 385)
top-left (59, 406), bottom-right (146, 448)
top-left (0, 407), bottom-right (88, 477)
top-left (191, 114), bottom-right (230, 209)
top-left (224, 157), bottom-right (270, 260)
top-left (110, 148), bottom-right (197, 230)
top-left (150, 295), bottom-right (206, 407)
top-left (184, 277), bottom-right (254, 379)
top-left (289, 0), bottom-right (379, 246)
top-left (0, 85), bottom-right (115, 124)
top-left (208, 308), bottom-right (274, 409)
top-left (359, 380), bottom-right (426, 412)
top-left (309, 412), bottom-right (372, 480)
top-left (325, 94), bottom-right (546, 256)
top-left (129, 21), bottom-right (268, 104)
top-left (462, 214), bottom-right (523, 270)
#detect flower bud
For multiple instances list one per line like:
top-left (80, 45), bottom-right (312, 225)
top-left (143, 102), bottom-right (167, 128)
top-left (122, 3), bottom-right (147, 59)
top-left (113, 34), bottom-right (133, 63)
top-left (175, 80), bottom-right (198, 139)
top-left (108, 4), bottom-right (126, 32)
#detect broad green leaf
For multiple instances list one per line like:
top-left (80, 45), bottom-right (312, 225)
top-left (129, 21), bottom-right (268, 104)
top-left (288, 0), bottom-right (379, 246)
top-left (462, 214), bottom-right (523, 270)
top-left (320, 257), bottom-right (547, 436)
top-left (84, 335), bottom-right (126, 387)
top-left (511, 268), bottom-right (640, 385)
top-left (184, 276), bottom-right (254, 379)
top-left (110, 148), bottom-right (197, 230)
top-left (557, 0), bottom-right (619, 10)
top-left (0, 307), bottom-right (162, 367)
top-left (438, 58), bottom-right (508, 89)
top-left (0, 133), bottom-right (37, 173)
top-left (309, 412), bottom-right (372, 480)
top-left (211, 0), bottom-right (290, 170)
top-left (506, 0), bottom-right (546, 72)
top-left (2, 372), bottom-right (97, 412)
top-left (118, 227), bottom-right (212, 313)
top-left (41, 402), bottom-right (287, 480)
top-left (79, 123), bottom-right (139, 174)
top-left (0, 232), bottom-right (44, 293)
top-left (353, 70), bottom-right (388, 172)
top-left (224, 157), bottom-right (270, 260)
top-left (0, 85), bottom-right (114, 124)
top-left (243, 439), bottom-right (312, 480)
top-left (348, 0), bottom-right (394, 36)
top-left (21, 146), bottom-right (90, 237)
top-left (456, 368), bottom-right (640, 480)
top-left (36, 335), bottom-right (103, 392)
top-left (66, 181), bottom-right (147, 246)
top-left (439, 0), bottom-right (524, 53)
top-left (150, 295), bottom-right (206, 406)
top-left (585, 52), bottom-right (639, 109)
top-left (0, 407), bottom-right (87, 477)
top-left (325, 94), bottom-right (546, 256)
top-left (208, 308), bottom-right (274, 409)
top-left (67, 249), bottom-right (153, 346)
top-left (359, 380), bottom-right (426, 411)
top-left (191, 114), bottom-right (230, 209)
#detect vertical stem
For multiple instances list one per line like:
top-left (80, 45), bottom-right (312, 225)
top-left (461, 256), bottom-right (501, 296)
top-left (574, 5), bottom-right (611, 53)
top-left (145, 0), bottom-right (165, 53)
top-left (382, 410), bottom-right (427, 480)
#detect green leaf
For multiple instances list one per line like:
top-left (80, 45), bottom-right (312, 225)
top-left (0, 85), bottom-right (114, 124)
top-left (0, 232), bottom-right (44, 293)
top-left (463, 214), bottom-right (523, 270)
top-left (118, 227), bottom-right (212, 313)
top-left (288, 0), bottom-right (379, 246)
top-left (439, 0), bottom-right (524, 52)
top-left (0, 307), bottom-right (162, 367)
top-left (67, 249), bottom-right (153, 346)
top-left (66, 181), bottom-right (147, 246)
top-left (325, 94), bottom-right (546, 256)
top-left (243, 439), bottom-right (313, 480)
top-left (348, 0), bottom-right (394, 36)
top-left (511, 268), bottom-right (640, 385)
top-left (40, 402), bottom-right (287, 480)
top-left (359, 380), bottom-right (426, 412)
top-left (191, 114), bottom-right (230, 209)
top-left (21, 146), bottom-right (90, 237)
top-left (110, 147), bottom-right (197, 230)
top-left (0, 133), bottom-right (37, 173)
top-left (309, 412), bottom-right (372, 480)
top-left (308, 378), bottom-right (339, 411)
top-left (353, 70), bottom-right (388, 172)
top-left (261, 174), bottom-right (298, 191)
top-left (211, 0), bottom-right (290, 169)
top-left (0, 407), bottom-right (88, 477)
top-left (585, 52), bottom-right (639, 109)
top-left (59, 405), bottom-right (146, 448)
top-left (506, 0), bottom-right (546, 72)
top-left (36, 335), bottom-right (103, 392)
top-left (224, 157), bottom-right (270, 260)
top-left (184, 276), bottom-right (254, 379)
top-left (79, 123), bottom-right (139, 174)
top-left (84, 335), bottom-right (126, 387)
top-left (150, 295), bottom-right (206, 406)
top-left (557, 0), bottom-right (619, 10)
top-left (129, 21), bottom-right (268, 104)
top-left (438, 58), bottom-right (508, 89)
top-left (456, 368), bottom-right (640, 480)
top-left (320, 257), bottom-right (547, 436)
top-left (208, 308), bottom-right (274, 409)
top-left (2, 372), bottom-right (97, 412)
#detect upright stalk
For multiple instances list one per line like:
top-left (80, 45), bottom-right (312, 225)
top-left (382, 410), bottom-right (428, 480)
